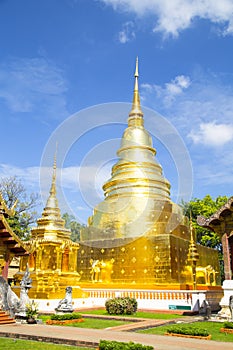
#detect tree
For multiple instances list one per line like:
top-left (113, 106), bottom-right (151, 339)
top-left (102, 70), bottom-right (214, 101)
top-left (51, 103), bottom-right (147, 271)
top-left (182, 195), bottom-right (228, 283)
top-left (62, 212), bottom-right (85, 242)
top-left (0, 176), bottom-right (39, 240)
top-left (182, 194), bottom-right (228, 250)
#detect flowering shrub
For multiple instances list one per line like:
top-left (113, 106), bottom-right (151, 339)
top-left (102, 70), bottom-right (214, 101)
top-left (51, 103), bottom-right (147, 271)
top-left (166, 325), bottom-right (209, 337)
top-left (99, 340), bottom-right (153, 349)
top-left (25, 300), bottom-right (39, 319)
top-left (105, 297), bottom-right (137, 315)
top-left (50, 312), bottom-right (82, 320)
top-left (223, 321), bottom-right (233, 329)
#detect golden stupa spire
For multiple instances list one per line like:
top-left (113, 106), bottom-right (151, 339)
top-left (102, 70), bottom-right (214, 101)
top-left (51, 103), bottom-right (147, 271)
top-left (188, 214), bottom-right (199, 263)
top-left (128, 57), bottom-right (144, 123)
top-left (101, 58), bottom-right (171, 204)
top-left (49, 145), bottom-right (57, 198)
top-left (45, 145), bottom-right (58, 209)
top-left (189, 214), bottom-right (194, 242)
top-left (31, 144), bottom-right (71, 240)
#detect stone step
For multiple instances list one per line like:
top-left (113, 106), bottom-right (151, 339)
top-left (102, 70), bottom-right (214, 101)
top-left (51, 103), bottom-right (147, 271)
top-left (0, 319), bottom-right (16, 324)
top-left (0, 310), bottom-right (16, 325)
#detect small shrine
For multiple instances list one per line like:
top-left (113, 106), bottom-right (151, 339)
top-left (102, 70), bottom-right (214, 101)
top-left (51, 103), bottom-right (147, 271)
top-left (13, 155), bottom-right (82, 299)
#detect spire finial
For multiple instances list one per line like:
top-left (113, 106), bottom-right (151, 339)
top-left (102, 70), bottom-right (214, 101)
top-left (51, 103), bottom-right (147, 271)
top-left (128, 57), bottom-right (143, 120)
top-left (135, 56), bottom-right (139, 77)
top-left (189, 212), bottom-right (194, 241)
top-left (32, 142), bottom-right (71, 241)
top-left (50, 143), bottom-right (58, 196)
top-left (44, 143), bottom-right (59, 209)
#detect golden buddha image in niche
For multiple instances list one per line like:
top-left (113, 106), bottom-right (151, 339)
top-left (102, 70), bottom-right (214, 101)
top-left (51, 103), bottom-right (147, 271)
top-left (90, 259), bottom-right (113, 283)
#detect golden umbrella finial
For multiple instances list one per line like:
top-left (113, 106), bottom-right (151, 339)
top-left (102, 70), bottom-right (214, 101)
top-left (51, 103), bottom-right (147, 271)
top-left (43, 143), bottom-right (59, 211)
top-left (50, 143), bottom-right (58, 196)
top-left (129, 57), bottom-right (143, 119)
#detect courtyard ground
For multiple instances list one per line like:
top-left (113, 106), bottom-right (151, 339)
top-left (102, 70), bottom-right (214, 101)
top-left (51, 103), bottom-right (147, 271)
top-left (0, 316), bottom-right (232, 350)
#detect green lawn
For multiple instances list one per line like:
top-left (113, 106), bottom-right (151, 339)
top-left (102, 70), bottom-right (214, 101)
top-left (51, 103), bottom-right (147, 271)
top-left (0, 338), bottom-right (95, 350)
top-left (39, 315), bottom-right (132, 329)
top-left (79, 309), bottom-right (183, 320)
top-left (138, 321), bottom-right (233, 342)
top-left (65, 318), bottom-right (131, 329)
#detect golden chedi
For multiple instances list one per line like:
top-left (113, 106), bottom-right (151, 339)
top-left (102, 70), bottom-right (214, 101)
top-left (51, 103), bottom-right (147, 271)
top-left (79, 59), bottom-right (220, 289)
top-left (13, 155), bottom-right (82, 299)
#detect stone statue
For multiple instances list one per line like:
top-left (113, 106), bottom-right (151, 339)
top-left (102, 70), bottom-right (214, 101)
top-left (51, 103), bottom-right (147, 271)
top-left (20, 264), bottom-right (32, 289)
top-left (16, 264), bottom-right (32, 315)
top-left (229, 295), bottom-right (233, 321)
top-left (0, 276), bottom-right (20, 317)
top-left (55, 286), bottom-right (73, 313)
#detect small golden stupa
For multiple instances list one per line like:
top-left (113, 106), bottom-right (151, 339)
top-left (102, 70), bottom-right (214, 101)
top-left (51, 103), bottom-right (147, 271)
top-left (79, 58), bottom-right (221, 289)
top-left (13, 154), bottom-right (82, 299)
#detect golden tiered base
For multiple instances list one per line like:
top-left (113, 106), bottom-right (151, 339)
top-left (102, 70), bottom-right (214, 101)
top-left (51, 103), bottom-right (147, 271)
top-left (77, 235), bottom-right (221, 287)
top-left (13, 271), bottom-right (87, 299)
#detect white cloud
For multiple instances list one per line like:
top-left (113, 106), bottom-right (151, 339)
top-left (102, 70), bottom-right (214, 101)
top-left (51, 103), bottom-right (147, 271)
top-left (188, 122), bottom-right (233, 146)
top-left (0, 57), bottom-right (68, 119)
top-left (141, 70), bottom-right (233, 134)
top-left (0, 162), bottom-right (110, 204)
top-left (118, 21), bottom-right (135, 43)
top-left (140, 70), bottom-right (233, 197)
top-left (141, 74), bottom-right (191, 105)
top-left (166, 75), bottom-right (191, 95)
top-left (0, 163), bottom-right (40, 189)
top-left (101, 0), bottom-right (233, 37)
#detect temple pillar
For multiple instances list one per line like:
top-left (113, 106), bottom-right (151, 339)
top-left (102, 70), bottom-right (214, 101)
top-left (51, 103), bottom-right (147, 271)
top-left (1, 252), bottom-right (10, 280)
top-left (56, 246), bottom-right (62, 272)
top-left (61, 248), bottom-right (69, 272)
top-left (35, 246), bottom-right (43, 271)
top-left (222, 233), bottom-right (232, 280)
top-left (28, 252), bottom-right (35, 270)
top-left (229, 234), bottom-right (233, 276)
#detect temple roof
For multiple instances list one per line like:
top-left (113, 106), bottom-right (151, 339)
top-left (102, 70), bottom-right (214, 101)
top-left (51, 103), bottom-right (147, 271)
top-left (0, 194), bottom-right (28, 256)
top-left (197, 196), bottom-right (233, 235)
top-left (0, 192), bottom-right (14, 217)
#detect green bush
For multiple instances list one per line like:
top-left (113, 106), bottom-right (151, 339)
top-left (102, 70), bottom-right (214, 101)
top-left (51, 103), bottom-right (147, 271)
top-left (223, 321), bottom-right (233, 329)
top-left (99, 340), bottom-right (153, 350)
top-left (166, 325), bottom-right (209, 337)
top-left (50, 312), bottom-right (82, 321)
top-left (105, 297), bottom-right (137, 315)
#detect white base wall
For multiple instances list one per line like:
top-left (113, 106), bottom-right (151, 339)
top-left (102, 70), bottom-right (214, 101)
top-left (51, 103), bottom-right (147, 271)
top-left (33, 289), bottom-right (222, 314)
top-left (218, 280), bottom-right (233, 319)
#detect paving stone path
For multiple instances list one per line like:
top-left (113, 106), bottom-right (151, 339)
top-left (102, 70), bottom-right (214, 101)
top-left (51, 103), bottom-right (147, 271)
top-left (0, 316), bottom-right (232, 350)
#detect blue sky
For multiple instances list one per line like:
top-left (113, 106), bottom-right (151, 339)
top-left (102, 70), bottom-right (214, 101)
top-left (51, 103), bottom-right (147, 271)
top-left (1, 0), bottom-right (233, 224)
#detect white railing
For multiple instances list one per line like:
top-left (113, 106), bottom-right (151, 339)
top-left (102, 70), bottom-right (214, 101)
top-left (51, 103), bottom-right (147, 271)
top-left (85, 289), bottom-right (192, 302)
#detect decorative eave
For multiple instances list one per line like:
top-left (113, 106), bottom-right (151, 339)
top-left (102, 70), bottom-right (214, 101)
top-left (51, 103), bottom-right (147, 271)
top-left (24, 238), bottom-right (79, 253)
top-left (0, 214), bottom-right (29, 256)
top-left (0, 192), bottom-right (15, 217)
top-left (197, 196), bottom-right (233, 230)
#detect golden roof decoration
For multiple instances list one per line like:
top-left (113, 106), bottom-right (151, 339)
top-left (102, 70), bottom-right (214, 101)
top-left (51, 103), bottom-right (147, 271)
top-left (31, 149), bottom-right (71, 241)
